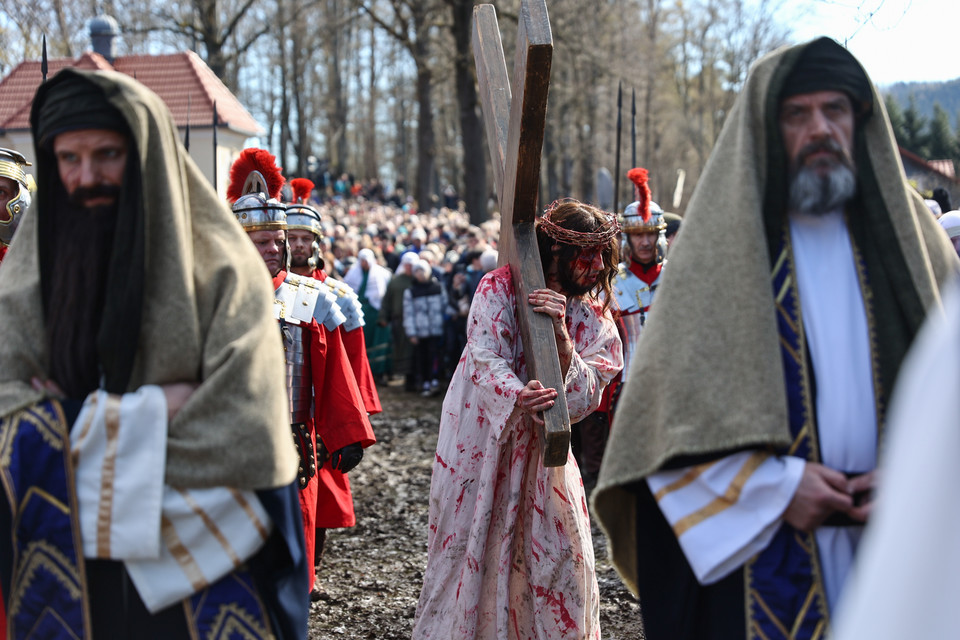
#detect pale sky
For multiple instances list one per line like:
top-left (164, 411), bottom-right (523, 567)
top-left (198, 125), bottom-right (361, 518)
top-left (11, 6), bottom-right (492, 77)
top-left (790, 0), bottom-right (958, 86)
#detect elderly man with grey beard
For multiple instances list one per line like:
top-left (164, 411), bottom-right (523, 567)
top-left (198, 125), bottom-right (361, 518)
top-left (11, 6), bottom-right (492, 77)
top-left (595, 37), bottom-right (958, 640)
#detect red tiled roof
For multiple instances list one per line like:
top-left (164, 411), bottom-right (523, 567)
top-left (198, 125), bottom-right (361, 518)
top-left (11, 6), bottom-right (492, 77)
top-left (899, 146), bottom-right (959, 183)
top-left (0, 52), bottom-right (110, 129)
top-left (0, 50), bottom-right (262, 136)
top-left (929, 159), bottom-right (956, 179)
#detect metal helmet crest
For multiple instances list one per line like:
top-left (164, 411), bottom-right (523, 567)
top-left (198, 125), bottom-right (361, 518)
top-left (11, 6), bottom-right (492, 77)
top-left (620, 167), bottom-right (667, 234)
top-left (0, 148), bottom-right (35, 247)
top-left (227, 148), bottom-right (287, 232)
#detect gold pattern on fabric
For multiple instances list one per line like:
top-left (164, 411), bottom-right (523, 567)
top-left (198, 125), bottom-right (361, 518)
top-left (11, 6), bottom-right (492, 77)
top-left (204, 603), bottom-right (271, 640)
top-left (750, 589), bottom-right (792, 638)
top-left (776, 303), bottom-right (800, 338)
top-left (20, 403), bottom-right (67, 451)
top-left (176, 488), bottom-right (242, 568)
top-left (777, 336), bottom-right (801, 370)
top-left (96, 393), bottom-right (122, 557)
top-left (672, 451), bottom-right (768, 537)
top-left (781, 236), bottom-right (820, 465)
top-left (652, 461), bottom-right (716, 501)
top-left (162, 514), bottom-right (208, 592)
top-left (228, 489), bottom-right (270, 540)
top-left (10, 540), bottom-right (83, 616)
top-left (786, 426), bottom-right (808, 457)
top-left (789, 582), bottom-right (818, 637)
top-left (775, 276), bottom-right (793, 306)
top-left (746, 235), bottom-right (834, 639)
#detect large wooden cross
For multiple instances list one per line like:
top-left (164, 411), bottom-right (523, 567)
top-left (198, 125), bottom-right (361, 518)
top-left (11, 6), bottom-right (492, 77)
top-left (473, 0), bottom-right (569, 467)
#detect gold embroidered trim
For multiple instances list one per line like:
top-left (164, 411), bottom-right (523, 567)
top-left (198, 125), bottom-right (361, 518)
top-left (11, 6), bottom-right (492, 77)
top-left (162, 514), bottom-right (207, 592)
top-left (96, 394), bottom-right (122, 558)
top-left (652, 461), bottom-right (715, 501)
top-left (672, 451), bottom-right (768, 537)
top-left (205, 602), bottom-right (271, 639)
top-left (229, 489), bottom-right (270, 541)
top-left (176, 489), bottom-right (242, 568)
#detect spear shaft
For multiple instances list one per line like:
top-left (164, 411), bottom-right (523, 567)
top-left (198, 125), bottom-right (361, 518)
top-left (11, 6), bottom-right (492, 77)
top-left (614, 82), bottom-right (622, 215)
top-left (212, 101), bottom-right (219, 193)
top-left (631, 88), bottom-right (637, 168)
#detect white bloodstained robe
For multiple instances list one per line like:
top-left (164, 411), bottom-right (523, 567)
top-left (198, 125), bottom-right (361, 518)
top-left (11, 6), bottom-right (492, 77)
top-left (413, 266), bottom-right (622, 639)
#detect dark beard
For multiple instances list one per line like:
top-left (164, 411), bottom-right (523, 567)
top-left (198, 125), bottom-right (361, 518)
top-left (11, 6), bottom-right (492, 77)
top-left (555, 260), bottom-right (595, 298)
top-left (291, 253), bottom-right (311, 268)
top-left (46, 193), bottom-right (119, 398)
top-left (68, 184), bottom-right (122, 210)
top-left (787, 140), bottom-right (856, 215)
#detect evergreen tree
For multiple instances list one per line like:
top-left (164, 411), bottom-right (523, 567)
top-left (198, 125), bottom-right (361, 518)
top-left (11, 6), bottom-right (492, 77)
top-left (884, 94), bottom-right (907, 146)
top-left (927, 103), bottom-right (955, 159)
top-left (902, 94), bottom-right (930, 157)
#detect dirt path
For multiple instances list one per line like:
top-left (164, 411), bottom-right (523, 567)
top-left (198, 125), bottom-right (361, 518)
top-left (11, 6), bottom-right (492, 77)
top-left (308, 381), bottom-right (644, 639)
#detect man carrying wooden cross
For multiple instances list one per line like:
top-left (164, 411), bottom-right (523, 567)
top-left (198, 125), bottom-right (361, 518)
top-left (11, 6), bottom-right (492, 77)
top-left (412, 199), bottom-right (623, 639)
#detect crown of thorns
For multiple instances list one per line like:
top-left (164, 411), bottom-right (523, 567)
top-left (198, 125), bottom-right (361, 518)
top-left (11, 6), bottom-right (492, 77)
top-left (536, 198), bottom-right (621, 247)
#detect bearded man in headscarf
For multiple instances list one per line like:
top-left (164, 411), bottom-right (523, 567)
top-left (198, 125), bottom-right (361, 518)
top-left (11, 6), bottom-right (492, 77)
top-left (0, 69), bottom-right (309, 639)
top-left (594, 37), bottom-right (958, 639)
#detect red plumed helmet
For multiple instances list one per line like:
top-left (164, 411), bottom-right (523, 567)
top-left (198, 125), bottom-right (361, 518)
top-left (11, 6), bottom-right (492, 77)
top-left (627, 167), bottom-right (651, 223)
top-left (227, 148), bottom-right (285, 203)
top-left (290, 178), bottom-right (315, 204)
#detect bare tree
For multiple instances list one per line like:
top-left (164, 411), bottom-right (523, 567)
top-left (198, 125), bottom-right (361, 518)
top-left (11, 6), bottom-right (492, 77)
top-left (362, 0), bottom-right (444, 210)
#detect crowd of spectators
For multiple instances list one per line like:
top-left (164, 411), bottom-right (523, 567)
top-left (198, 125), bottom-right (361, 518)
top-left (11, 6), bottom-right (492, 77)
top-left (309, 190), bottom-right (501, 394)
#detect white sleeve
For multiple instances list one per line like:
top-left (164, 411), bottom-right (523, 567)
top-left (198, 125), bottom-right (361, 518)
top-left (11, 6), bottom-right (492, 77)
top-left (646, 451), bottom-right (805, 584)
top-left (70, 387), bottom-right (273, 613)
top-left (71, 386), bottom-right (168, 560)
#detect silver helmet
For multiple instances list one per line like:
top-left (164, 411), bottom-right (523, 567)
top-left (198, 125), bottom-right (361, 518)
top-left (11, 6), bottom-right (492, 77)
top-left (0, 148), bottom-right (34, 247)
top-left (232, 192), bottom-right (287, 232)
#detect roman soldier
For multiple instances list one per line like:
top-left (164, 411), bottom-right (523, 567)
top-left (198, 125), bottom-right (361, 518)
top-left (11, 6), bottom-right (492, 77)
top-left (576, 168), bottom-right (668, 488)
top-left (0, 147), bottom-right (35, 264)
top-left (612, 167), bottom-right (668, 383)
top-left (286, 177), bottom-right (382, 598)
top-left (228, 149), bottom-right (375, 597)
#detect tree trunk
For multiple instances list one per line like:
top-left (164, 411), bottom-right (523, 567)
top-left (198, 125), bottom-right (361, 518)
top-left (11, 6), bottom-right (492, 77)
top-left (450, 0), bottom-right (488, 223)
top-left (414, 55), bottom-right (436, 211)
top-left (364, 21), bottom-right (379, 181)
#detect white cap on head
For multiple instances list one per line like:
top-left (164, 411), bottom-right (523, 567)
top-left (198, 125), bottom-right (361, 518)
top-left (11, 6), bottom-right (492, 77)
top-left (414, 259), bottom-right (432, 277)
top-left (358, 248), bottom-right (376, 263)
top-left (938, 210), bottom-right (960, 239)
top-left (401, 251), bottom-right (418, 266)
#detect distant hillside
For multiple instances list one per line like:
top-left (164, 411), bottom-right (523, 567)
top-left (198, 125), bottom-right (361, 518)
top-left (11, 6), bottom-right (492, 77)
top-left (883, 78), bottom-right (960, 122)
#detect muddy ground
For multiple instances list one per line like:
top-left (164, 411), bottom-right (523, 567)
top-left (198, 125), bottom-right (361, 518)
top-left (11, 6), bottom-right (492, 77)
top-left (308, 381), bottom-right (645, 639)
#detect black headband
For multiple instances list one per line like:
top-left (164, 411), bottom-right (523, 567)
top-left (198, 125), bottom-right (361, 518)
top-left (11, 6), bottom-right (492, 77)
top-left (35, 74), bottom-right (128, 147)
top-left (780, 37), bottom-right (873, 118)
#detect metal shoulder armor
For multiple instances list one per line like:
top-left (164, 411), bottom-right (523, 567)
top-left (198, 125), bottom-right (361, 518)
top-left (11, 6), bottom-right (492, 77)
top-left (324, 277), bottom-right (365, 332)
top-left (611, 264), bottom-right (647, 314)
top-left (275, 272), bottom-right (346, 330)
